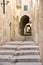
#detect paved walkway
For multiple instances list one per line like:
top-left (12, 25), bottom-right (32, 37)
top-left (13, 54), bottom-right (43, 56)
top-left (0, 41), bottom-right (42, 65)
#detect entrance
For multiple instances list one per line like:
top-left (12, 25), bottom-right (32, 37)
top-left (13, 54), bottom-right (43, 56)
top-left (19, 15), bottom-right (32, 36)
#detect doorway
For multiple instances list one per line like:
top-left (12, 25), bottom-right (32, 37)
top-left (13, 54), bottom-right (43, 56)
top-left (19, 15), bottom-right (32, 36)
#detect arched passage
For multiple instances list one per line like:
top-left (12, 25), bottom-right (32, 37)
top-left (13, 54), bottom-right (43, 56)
top-left (19, 15), bottom-right (31, 36)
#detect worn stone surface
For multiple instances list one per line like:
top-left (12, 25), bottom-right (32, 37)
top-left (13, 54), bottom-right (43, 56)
top-left (0, 0), bottom-right (43, 64)
top-left (0, 41), bottom-right (42, 65)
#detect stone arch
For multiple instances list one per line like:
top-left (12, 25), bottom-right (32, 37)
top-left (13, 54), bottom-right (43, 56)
top-left (19, 15), bottom-right (30, 36)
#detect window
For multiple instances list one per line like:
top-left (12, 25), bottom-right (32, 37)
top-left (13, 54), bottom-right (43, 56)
top-left (24, 5), bottom-right (28, 11)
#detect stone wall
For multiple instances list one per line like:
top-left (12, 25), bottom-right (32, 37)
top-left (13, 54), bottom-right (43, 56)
top-left (0, 0), bottom-right (38, 43)
top-left (38, 0), bottom-right (43, 63)
top-left (0, 0), bottom-right (43, 63)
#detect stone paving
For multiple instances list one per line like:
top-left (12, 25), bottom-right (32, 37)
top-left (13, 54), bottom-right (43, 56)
top-left (0, 41), bottom-right (42, 65)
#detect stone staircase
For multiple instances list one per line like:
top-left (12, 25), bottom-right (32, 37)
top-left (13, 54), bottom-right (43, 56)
top-left (0, 41), bottom-right (42, 65)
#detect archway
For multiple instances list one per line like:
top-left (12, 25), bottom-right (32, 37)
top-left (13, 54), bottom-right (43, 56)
top-left (19, 15), bottom-right (32, 36)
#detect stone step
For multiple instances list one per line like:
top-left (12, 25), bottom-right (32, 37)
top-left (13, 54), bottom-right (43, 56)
top-left (6, 41), bottom-right (34, 45)
top-left (18, 45), bottom-right (39, 50)
top-left (6, 41), bottom-right (38, 45)
top-left (2, 45), bottom-right (19, 47)
top-left (0, 55), bottom-right (41, 62)
top-left (6, 43), bottom-right (38, 45)
top-left (15, 55), bottom-right (41, 59)
top-left (0, 55), bottom-right (13, 62)
top-left (0, 47), bottom-right (39, 50)
top-left (0, 41), bottom-right (42, 65)
top-left (0, 50), bottom-right (15, 55)
top-left (0, 62), bottom-right (42, 65)
top-left (0, 62), bottom-right (15, 65)
top-left (14, 52), bottom-right (40, 56)
top-left (11, 55), bottom-right (41, 63)
top-left (6, 41), bottom-right (34, 43)
top-left (15, 50), bottom-right (40, 56)
top-left (16, 50), bottom-right (40, 53)
top-left (0, 50), bottom-right (40, 55)
top-left (10, 55), bottom-right (41, 62)
top-left (15, 62), bottom-right (42, 65)
top-left (2, 45), bottom-right (39, 49)
top-left (18, 45), bottom-right (39, 48)
top-left (0, 45), bottom-right (39, 50)
top-left (0, 45), bottom-right (20, 50)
